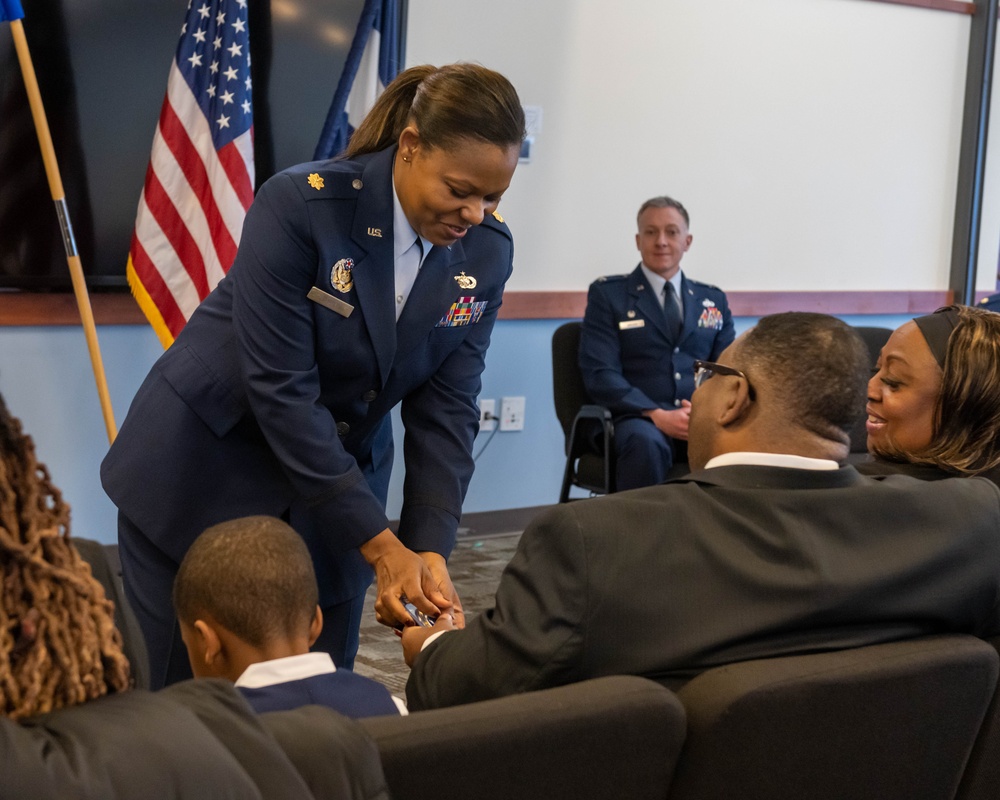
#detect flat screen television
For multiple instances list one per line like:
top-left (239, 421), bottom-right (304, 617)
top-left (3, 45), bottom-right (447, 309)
top-left (0, 0), bottom-right (371, 290)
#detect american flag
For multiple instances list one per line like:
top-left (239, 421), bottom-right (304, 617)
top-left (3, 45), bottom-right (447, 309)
top-left (127, 0), bottom-right (254, 348)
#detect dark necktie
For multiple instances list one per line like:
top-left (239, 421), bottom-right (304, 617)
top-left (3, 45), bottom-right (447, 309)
top-left (663, 282), bottom-right (682, 339)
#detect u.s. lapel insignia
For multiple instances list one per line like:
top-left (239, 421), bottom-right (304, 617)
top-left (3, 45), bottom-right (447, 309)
top-left (454, 271), bottom-right (477, 290)
top-left (307, 173), bottom-right (324, 190)
top-left (367, 227), bottom-right (382, 238)
top-left (331, 258), bottom-right (355, 293)
top-left (492, 210), bottom-right (504, 223)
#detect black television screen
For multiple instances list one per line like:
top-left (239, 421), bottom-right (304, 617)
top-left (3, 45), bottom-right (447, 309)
top-left (0, 0), bottom-right (369, 290)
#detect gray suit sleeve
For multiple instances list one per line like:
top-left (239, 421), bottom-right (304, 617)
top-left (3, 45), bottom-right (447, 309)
top-left (405, 506), bottom-right (589, 710)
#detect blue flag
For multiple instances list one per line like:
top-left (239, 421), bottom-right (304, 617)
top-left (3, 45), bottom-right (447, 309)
top-left (314, 0), bottom-right (401, 160)
top-left (0, 0), bottom-right (25, 22)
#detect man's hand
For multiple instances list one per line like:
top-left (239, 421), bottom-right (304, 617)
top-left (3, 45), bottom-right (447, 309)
top-left (401, 613), bottom-right (456, 667)
top-left (360, 529), bottom-right (450, 629)
top-left (644, 400), bottom-right (691, 440)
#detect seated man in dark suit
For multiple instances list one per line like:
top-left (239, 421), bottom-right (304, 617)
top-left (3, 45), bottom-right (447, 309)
top-left (402, 312), bottom-right (1000, 710)
top-left (173, 515), bottom-right (404, 718)
top-left (579, 196), bottom-right (735, 490)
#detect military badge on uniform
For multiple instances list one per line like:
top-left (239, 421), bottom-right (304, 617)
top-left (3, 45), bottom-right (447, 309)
top-left (307, 286), bottom-right (354, 318)
top-left (492, 211), bottom-right (504, 223)
top-left (620, 308), bottom-right (643, 329)
top-left (698, 298), bottom-right (724, 330)
top-left (307, 173), bottom-right (324, 190)
top-left (367, 227), bottom-right (382, 238)
top-left (437, 296), bottom-right (487, 327)
top-left (454, 272), bottom-right (477, 290)
top-left (331, 258), bottom-right (355, 293)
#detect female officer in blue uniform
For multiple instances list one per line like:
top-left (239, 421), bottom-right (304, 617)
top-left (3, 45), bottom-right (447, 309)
top-left (101, 64), bottom-right (526, 688)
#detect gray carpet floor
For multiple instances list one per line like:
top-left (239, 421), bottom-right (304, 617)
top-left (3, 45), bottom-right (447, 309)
top-left (353, 522), bottom-right (530, 700)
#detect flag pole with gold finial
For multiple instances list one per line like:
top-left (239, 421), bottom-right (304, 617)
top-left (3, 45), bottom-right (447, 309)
top-left (2, 0), bottom-right (117, 443)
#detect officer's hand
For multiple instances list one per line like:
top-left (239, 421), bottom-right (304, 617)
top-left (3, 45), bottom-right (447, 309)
top-left (645, 402), bottom-right (691, 440)
top-left (418, 552), bottom-right (465, 630)
top-left (360, 529), bottom-right (448, 629)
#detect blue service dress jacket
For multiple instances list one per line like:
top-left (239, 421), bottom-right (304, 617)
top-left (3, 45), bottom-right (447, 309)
top-left (101, 145), bottom-right (513, 605)
top-left (239, 671), bottom-right (400, 719)
top-left (578, 266), bottom-right (735, 414)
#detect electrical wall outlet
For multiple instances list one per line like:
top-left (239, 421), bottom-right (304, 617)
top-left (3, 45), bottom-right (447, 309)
top-left (479, 398), bottom-right (497, 431)
top-left (499, 396), bottom-right (526, 431)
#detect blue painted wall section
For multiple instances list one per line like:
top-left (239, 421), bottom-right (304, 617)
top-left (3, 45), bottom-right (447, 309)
top-left (0, 313), bottom-right (910, 544)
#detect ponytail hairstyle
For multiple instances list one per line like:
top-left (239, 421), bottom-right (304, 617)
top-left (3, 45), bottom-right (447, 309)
top-left (0, 394), bottom-right (130, 719)
top-left (344, 63), bottom-right (525, 158)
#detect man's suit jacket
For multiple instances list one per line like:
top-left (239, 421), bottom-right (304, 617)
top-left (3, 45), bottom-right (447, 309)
top-left (102, 146), bottom-right (513, 604)
top-left (406, 466), bottom-right (1000, 710)
top-left (856, 458), bottom-right (1000, 489)
top-left (579, 266), bottom-right (734, 414)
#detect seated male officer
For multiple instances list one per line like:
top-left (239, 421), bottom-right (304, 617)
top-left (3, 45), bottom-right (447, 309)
top-left (579, 196), bottom-right (734, 490)
top-left (402, 313), bottom-right (1000, 710)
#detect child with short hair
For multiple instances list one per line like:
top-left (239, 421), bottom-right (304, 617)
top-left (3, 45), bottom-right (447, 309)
top-left (173, 515), bottom-right (403, 717)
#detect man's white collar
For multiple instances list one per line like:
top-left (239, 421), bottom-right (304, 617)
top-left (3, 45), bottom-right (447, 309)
top-left (704, 452), bottom-right (839, 470)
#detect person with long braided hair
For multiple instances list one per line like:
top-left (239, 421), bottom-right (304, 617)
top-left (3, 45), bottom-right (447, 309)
top-left (0, 393), bottom-right (130, 719)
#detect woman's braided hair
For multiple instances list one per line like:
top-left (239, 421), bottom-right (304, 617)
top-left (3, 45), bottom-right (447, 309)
top-left (0, 396), bottom-right (129, 719)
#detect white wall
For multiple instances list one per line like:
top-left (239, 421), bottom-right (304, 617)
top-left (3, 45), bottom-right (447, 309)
top-left (407, 0), bottom-right (994, 293)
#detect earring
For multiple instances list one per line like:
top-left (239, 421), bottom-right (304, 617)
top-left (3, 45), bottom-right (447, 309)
top-left (402, 154), bottom-right (411, 163)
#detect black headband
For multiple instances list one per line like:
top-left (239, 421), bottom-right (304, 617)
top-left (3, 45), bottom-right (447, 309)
top-left (912, 307), bottom-right (960, 369)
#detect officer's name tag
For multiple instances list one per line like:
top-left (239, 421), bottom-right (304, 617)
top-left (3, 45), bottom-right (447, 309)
top-left (308, 286), bottom-right (354, 318)
top-left (618, 319), bottom-right (645, 330)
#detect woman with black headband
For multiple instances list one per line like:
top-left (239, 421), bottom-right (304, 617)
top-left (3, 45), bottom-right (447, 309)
top-left (859, 304), bottom-right (1000, 485)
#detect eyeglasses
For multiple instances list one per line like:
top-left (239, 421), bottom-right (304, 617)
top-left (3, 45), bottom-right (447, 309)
top-left (693, 360), bottom-right (753, 395)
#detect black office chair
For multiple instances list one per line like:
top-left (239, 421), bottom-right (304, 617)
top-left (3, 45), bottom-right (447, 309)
top-left (670, 634), bottom-right (998, 800)
top-left (75, 537), bottom-right (151, 690)
top-left (552, 321), bottom-right (615, 502)
top-left (847, 326), bottom-right (892, 463)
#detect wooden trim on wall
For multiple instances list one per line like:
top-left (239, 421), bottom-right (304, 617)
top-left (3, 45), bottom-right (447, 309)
top-left (0, 289), bottom-right (988, 327)
top-left (498, 290), bottom-right (962, 319)
top-left (726, 290), bottom-right (960, 316)
top-left (0, 293), bottom-right (147, 326)
top-left (865, 0), bottom-right (975, 14)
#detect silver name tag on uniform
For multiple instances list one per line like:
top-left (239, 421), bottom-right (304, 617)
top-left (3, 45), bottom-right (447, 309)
top-left (618, 319), bottom-right (645, 330)
top-left (308, 286), bottom-right (354, 318)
